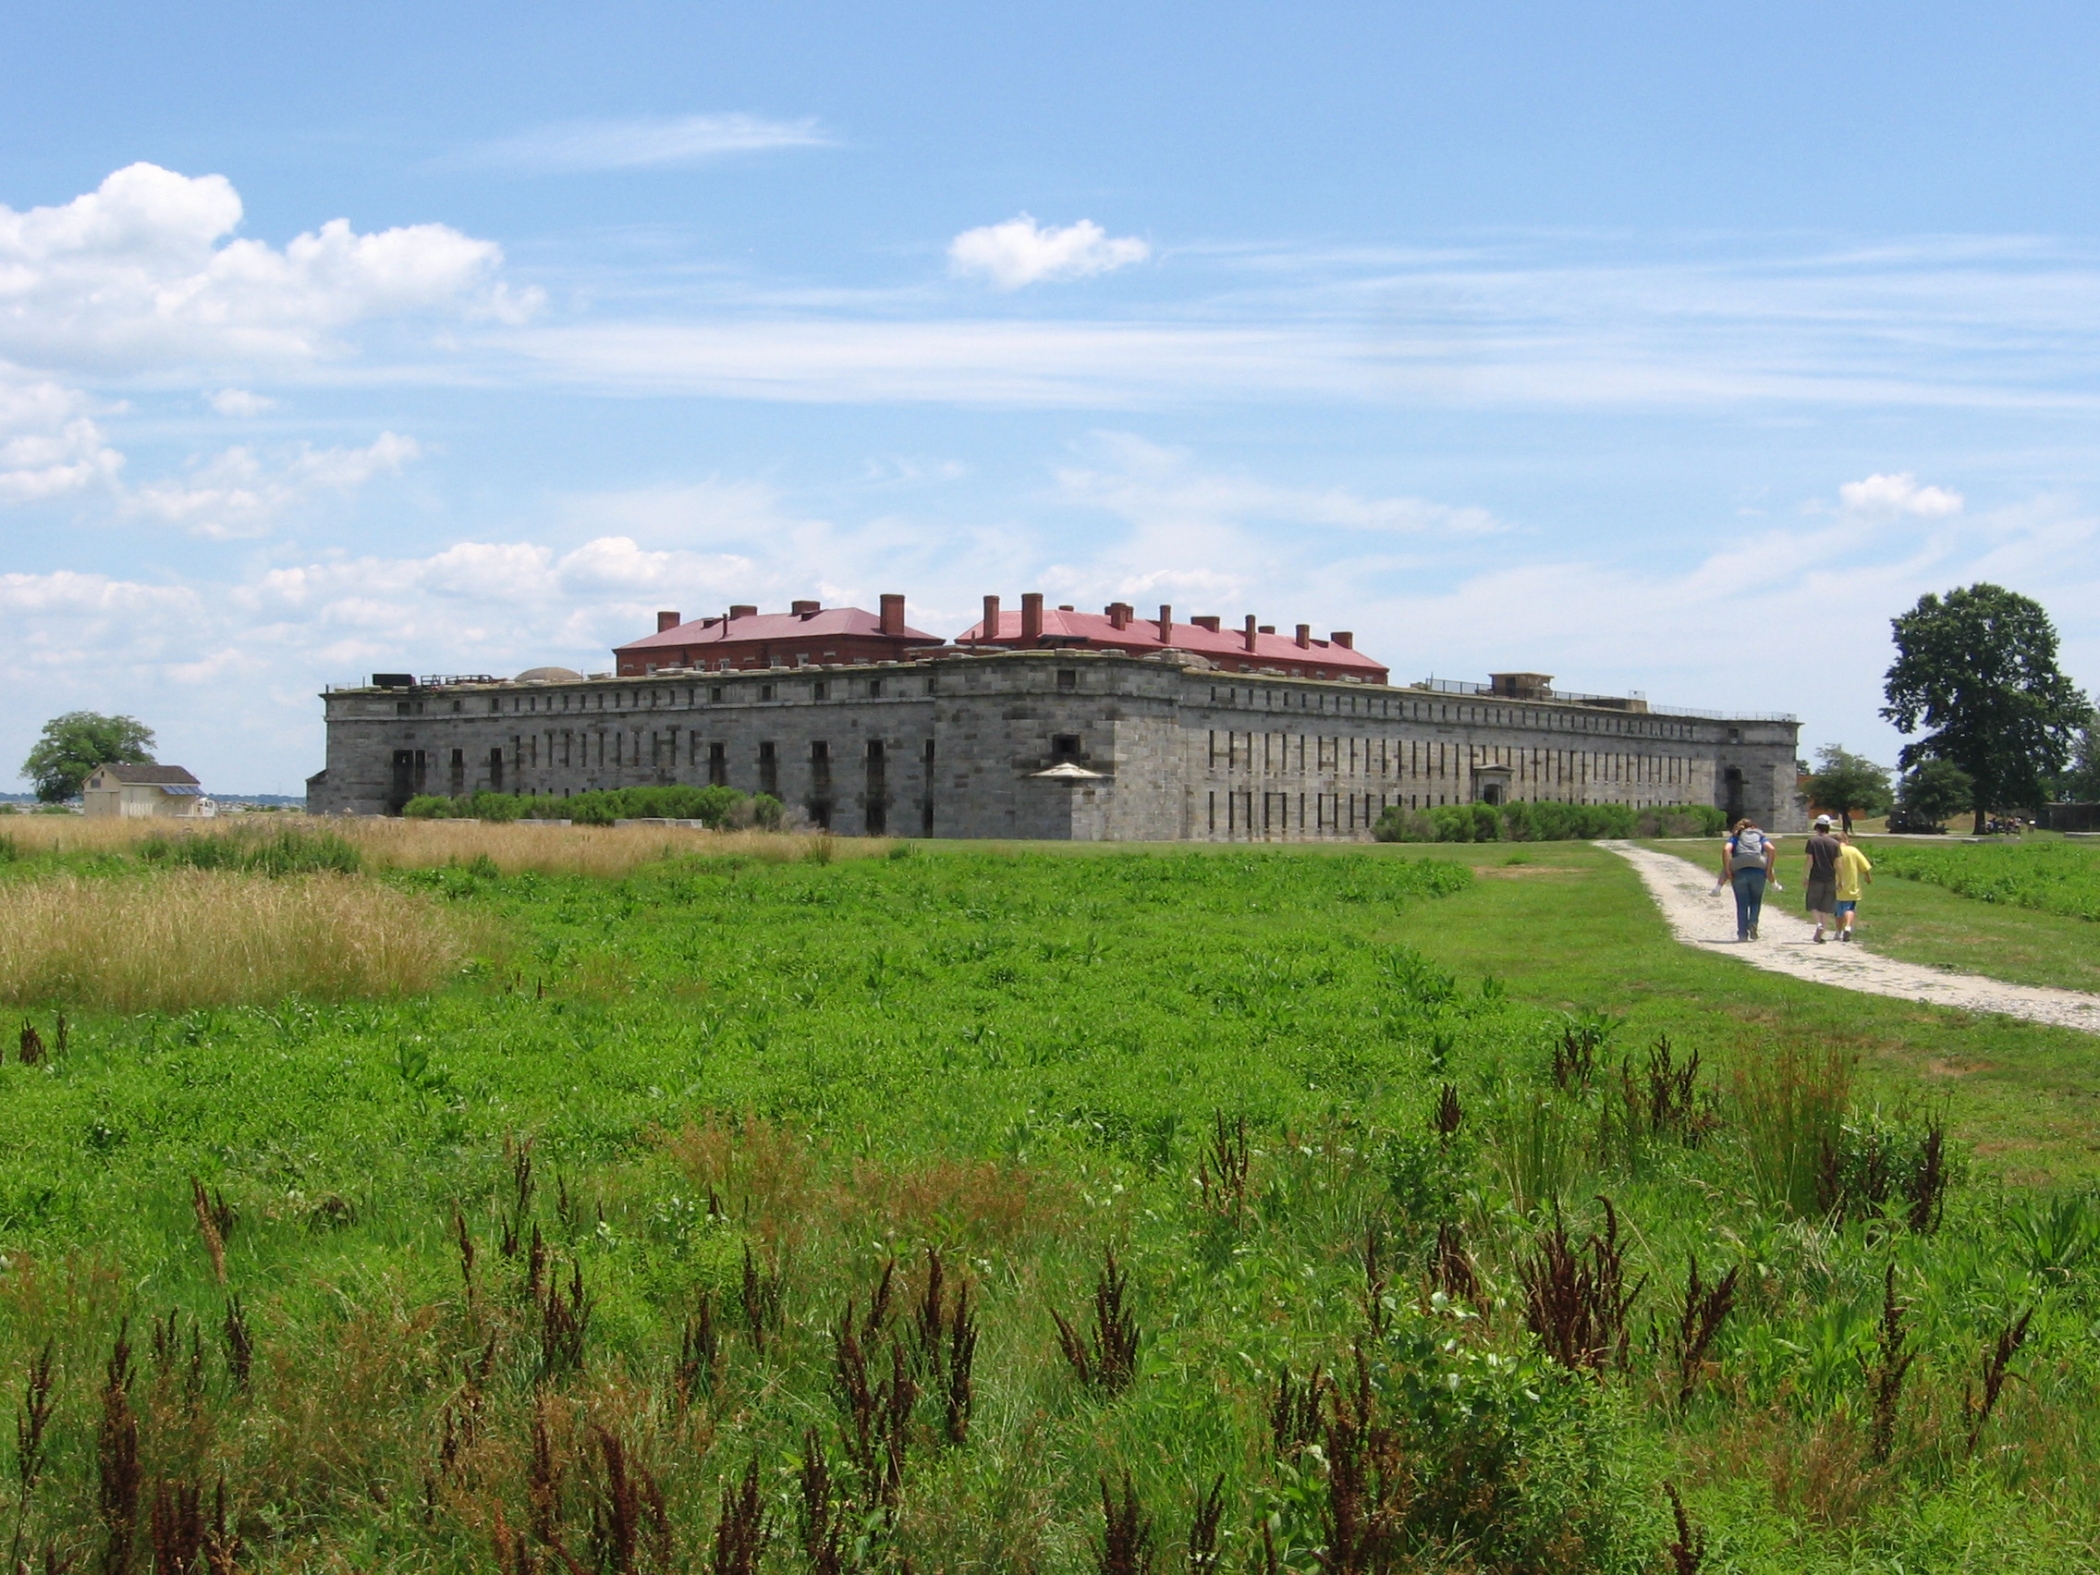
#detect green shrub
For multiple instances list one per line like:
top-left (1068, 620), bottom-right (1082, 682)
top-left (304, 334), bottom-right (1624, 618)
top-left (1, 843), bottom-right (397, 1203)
top-left (1372, 798), bottom-right (1708, 844)
top-left (400, 794), bottom-right (456, 819)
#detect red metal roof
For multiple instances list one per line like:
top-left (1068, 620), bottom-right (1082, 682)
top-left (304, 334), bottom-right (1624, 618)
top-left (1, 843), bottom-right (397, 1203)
top-left (616, 606), bottom-right (941, 654)
top-left (954, 608), bottom-right (1389, 682)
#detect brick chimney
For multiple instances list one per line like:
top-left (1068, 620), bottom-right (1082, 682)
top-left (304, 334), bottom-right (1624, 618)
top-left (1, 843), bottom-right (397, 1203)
top-left (1021, 592), bottom-right (1044, 645)
top-left (980, 594), bottom-right (1000, 643)
top-left (657, 610), bottom-right (681, 633)
top-left (880, 593), bottom-right (905, 636)
top-left (1157, 604), bottom-right (1173, 642)
top-left (1295, 623), bottom-right (1311, 649)
top-left (1331, 631), bottom-right (1354, 649)
top-left (791, 599), bottom-right (820, 617)
top-left (730, 604), bottom-right (757, 620)
top-left (1192, 615), bottom-right (1220, 633)
top-left (1243, 614), bottom-right (1259, 653)
top-left (1106, 602), bottom-right (1131, 630)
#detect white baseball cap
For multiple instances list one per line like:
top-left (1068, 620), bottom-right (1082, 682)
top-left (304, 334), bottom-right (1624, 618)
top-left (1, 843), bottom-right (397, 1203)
top-left (1814, 814), bottom-right (1832, 827)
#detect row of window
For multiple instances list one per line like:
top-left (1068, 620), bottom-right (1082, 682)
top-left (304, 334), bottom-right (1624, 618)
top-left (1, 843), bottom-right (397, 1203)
top-left (1203, 686), bottom-right (1717, 742)
top-left (1205, 732), bottom-right (1704, 787)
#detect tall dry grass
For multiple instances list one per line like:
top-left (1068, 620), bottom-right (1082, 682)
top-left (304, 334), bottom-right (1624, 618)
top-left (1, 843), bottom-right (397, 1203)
top-left (0, 870), bottom-right (466, 1010)
top-left (0, 813), bottom-right (891, 878)
top-left (341, 818), bottom-right (891, 877)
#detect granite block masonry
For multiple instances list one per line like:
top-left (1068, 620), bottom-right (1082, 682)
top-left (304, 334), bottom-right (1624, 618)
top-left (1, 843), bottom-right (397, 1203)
top-left (309, 649), bottom-right (1804, 839)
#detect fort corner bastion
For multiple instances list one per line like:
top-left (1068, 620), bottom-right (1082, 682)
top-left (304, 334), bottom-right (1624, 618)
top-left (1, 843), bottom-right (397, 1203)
top-left (308, 594), bottom-right (1804, 840)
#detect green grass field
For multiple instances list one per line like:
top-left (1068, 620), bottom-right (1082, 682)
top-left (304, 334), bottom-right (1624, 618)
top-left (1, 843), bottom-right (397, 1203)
top-left (3, 829), bottom-right (2100, 1571)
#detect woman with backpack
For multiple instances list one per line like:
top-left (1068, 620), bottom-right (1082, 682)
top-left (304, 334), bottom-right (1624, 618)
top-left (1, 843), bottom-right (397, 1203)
top-left (1716, 817), bottom-right (1778, 941)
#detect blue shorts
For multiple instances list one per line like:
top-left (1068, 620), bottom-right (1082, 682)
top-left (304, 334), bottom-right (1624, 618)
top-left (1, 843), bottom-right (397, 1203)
top-left (1835, 900), bottom-right (1857, 916)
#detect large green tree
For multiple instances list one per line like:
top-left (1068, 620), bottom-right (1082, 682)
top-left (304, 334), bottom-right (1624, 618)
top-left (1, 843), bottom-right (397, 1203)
top-left (1805, 744), bottom-right (1893, 832)
top-left (1881, 584), bottom-right (2090, 833)
top-left (21, 711), bottom-right (155, 802)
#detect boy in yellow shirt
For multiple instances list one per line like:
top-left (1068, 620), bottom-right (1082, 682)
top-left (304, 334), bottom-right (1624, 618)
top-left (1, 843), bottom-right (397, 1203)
top-left (1834, 833), bottom-right (1873, 942)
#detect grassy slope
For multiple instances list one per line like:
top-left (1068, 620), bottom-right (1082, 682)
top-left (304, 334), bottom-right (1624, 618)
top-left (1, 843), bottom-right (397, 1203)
top-left (1348, 841), bottom-right (2100, 1185)
top-left (1644, 836), bottom-right (2100, 1006)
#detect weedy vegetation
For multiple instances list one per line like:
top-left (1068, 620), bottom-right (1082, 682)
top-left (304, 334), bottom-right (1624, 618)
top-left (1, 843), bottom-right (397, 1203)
top-left (1865, 836), bottom-right (2100, 922)
top-left (0, 827), bottom-right (2093, 1569)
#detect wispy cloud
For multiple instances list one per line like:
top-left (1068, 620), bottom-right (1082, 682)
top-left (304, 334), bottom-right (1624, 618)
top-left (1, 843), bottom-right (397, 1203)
top-left (127, 433), bottom-right (420, 539)
top-left (1057, 432), bottom-right (1501, 538)
top-left (207, 388), bottom-right (276, 417)
top-left (455, 113), bottom-right (832, 174)
top-left (485, 233), bottom-right (2100, 412)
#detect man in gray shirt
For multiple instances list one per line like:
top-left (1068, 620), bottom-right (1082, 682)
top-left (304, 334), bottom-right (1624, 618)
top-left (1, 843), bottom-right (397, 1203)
top-left (1803, 814), bottom-right (1844, 943)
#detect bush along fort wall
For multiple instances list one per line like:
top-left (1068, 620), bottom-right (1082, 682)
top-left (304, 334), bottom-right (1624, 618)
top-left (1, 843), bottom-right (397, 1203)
top-left (309, 649), bottom-right (1804, 840)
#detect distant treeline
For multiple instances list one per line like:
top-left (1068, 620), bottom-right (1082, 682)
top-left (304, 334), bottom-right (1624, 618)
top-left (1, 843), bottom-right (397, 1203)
top-left (401, 785), bottom-right (786, 829)
top-left (1375, 799), bottom-right (1727, 843)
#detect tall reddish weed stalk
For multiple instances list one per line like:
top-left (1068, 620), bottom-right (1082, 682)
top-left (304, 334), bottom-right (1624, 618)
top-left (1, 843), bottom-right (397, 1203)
top-left (97, 1324), bottom-right (139, 1575)
top-left (1519, 1199), bottom-right (1645, 1372)
top-left (1054, 1246), bottom-right (1140, 1395)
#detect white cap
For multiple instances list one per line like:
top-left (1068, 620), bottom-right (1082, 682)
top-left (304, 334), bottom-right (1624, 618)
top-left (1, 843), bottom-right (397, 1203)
top-left (1814, 814), bottom-right (1832, 826)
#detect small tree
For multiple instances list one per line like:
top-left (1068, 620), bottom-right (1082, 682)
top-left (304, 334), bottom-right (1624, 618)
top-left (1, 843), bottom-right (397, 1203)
top-left (1896, 758), bottom-right (1974, 830)
top-left (21, 712), bottom-right (156, 803)
top-left (1881, 585), bottom-right (2091, 833)
top-left (2056, 724), bottom-right (2100, 803)
top-left (1806, 745), bottom-right (1894, 832)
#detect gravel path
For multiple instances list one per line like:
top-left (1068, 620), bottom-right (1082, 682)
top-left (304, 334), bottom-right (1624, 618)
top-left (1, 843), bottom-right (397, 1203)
top-left (1603, 840), bottom-right (2100, 1036)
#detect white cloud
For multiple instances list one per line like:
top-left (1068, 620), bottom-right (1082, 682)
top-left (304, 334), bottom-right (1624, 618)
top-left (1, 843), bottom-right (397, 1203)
top-left (948, 215), bottom-right (1150, 290)
top-left (0, 378), bottom-right (122, 502)
top-left (0, 163), bottom-right (535, 374)
top-left (207, 388), bottom-right (275, 417)
top-left (457, 113), bottom-right (831, 173)
top-left (128, 432), bottom-right (420, 539)
top-left (1838, 471), bottom-right (1965, 519)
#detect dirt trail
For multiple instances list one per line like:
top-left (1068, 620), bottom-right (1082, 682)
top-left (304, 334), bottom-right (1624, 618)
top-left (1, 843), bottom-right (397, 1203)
top-left (1603, 840), bottom-right (2100, 1036)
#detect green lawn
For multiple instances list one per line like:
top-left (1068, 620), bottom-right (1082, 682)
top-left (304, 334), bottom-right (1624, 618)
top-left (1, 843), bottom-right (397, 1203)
top-left (2, 833), bottom-right (2099, 1572)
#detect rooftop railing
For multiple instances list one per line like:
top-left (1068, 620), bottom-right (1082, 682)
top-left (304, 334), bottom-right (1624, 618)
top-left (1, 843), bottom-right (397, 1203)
top-left (1408, 677), bottom-right (1795, 724)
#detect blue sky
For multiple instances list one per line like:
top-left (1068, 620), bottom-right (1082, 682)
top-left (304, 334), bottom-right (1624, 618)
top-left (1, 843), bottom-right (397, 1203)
top-left (5, 2), bottom-right (2100, 792)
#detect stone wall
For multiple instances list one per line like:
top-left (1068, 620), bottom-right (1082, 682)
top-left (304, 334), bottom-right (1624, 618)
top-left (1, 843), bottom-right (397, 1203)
top-left (310, 651), bottom-right (1804, 837)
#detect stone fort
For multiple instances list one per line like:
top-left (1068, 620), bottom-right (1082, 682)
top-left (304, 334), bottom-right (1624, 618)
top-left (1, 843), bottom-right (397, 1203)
top-left (308, 593), bottom-right (1804, 839)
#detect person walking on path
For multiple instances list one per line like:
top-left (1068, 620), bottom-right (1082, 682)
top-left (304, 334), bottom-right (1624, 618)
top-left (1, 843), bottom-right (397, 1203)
top-left (1803, 814), bottom-right (1844, 943)
top-left (1834, 831), bottom-right (1873, 942)
top-left (1716, 816), bottom-right (1778, 941)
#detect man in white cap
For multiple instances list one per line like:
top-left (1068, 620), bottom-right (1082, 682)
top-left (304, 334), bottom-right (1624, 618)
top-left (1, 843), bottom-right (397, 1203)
top-left (1803, 814), bottom-right (1844, 943)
